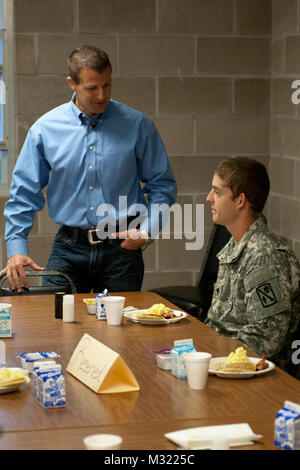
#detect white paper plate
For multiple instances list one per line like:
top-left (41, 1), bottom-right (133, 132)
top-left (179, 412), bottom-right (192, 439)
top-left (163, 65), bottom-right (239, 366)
top-left (124, 309), bottom-right (187, 325)
top-left (0, 367), bottom-right (30, 394)
top-left (208, 357), bottom-right (275, 378)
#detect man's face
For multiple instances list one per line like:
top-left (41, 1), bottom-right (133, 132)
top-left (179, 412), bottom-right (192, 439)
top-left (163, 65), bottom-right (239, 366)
top-left (67, 67), bottom-right (112, 117)
top-left (206, 173), bottom-right (241, 228)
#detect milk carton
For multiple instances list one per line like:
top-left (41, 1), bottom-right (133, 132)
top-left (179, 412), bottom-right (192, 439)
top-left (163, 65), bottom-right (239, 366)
top-left (32, 361), bottom-right (57, 400)
top-left (33, 361), bottom-right (66, 408)
top-left (0, 308), bottom-right (12, 338)
top-left (17, 351), bottom-right (60, 373)
top-left (274, 400), bottom-right (300, 450)
top-left (171, 339), bottom-right (196, 378)
top-left (96, 289), bottom-right (109, 320)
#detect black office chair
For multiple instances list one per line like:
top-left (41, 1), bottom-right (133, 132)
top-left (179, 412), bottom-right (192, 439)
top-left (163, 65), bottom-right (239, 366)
top-left (150, 224), bottom-right (231, 321)
top-left (0, 270), bottom-right (77, 296)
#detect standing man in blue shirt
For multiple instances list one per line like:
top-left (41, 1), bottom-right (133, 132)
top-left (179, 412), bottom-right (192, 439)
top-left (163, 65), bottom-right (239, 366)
top-left (1, 45), bottom-right (177, 293)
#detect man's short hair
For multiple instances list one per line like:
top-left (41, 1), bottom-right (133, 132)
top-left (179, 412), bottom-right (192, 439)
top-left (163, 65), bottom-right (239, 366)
top-left (215, 157), bottom-right (270, 214)
top-left (68, 45), bottom-right (112, 84)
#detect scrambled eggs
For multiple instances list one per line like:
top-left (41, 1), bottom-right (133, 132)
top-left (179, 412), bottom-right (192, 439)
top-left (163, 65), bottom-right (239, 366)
top-left (209, 346), bottom-right (256, 372)
top-left (146, 304), bottom-right (171, 316)
top-left (225, 347), bottom-right (251, 364)
top-left (134, 303), bottom-right (174, 320)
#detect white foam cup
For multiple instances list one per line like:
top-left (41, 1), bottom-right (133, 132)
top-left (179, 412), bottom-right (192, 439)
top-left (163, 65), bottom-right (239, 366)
top-left (183, 351), bottom-right (212, 390)
top-left (83, 434), bottom-right (123, 450)
top-left (102, 296), bottom-right (125, 325)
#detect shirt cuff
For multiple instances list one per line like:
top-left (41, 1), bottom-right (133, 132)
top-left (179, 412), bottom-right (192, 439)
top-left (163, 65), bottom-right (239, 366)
top-left (6, 239), bottom-right (29, 258)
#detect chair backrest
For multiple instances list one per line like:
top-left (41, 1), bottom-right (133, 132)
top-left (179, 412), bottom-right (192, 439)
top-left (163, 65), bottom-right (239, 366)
top-left (0, 270), bottom-right (77, 296)
top-left (198, 224), bottom-right (231, 291)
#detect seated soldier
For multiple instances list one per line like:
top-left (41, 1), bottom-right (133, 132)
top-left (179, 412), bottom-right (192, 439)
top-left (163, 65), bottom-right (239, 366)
top-left (205, 157), bottom-right (300, 373)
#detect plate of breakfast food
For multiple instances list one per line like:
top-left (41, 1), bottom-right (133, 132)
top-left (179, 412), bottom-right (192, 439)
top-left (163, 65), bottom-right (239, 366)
top-left (208, 347), bottom-right (275, 378)
top-left (124, 303), bottom-right (187, 325)
top-left (0, 367), bottom-right (30, 394)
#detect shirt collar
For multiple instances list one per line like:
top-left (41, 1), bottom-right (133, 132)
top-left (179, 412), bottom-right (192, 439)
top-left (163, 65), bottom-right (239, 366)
top-left (69, 93), bottom-right (112, 125)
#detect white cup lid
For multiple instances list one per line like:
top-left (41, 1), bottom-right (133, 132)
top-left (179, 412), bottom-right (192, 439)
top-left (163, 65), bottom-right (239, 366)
top-left (83, 434), bottom-right (122, 449)
top-left (102, 296), bottom-right (125, 302)
top-left (183, 352), bottom-right (212, 362)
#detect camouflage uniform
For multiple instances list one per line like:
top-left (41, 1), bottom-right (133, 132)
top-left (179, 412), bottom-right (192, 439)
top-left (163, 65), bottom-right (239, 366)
top-left (205, 216), bottom-right (300, 371)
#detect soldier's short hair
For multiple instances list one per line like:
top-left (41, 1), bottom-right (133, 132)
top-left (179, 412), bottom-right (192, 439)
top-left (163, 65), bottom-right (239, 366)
top-left (215, 157), bottom-right (270, 214)
top-left (68, 45), bottom-right (112, 84)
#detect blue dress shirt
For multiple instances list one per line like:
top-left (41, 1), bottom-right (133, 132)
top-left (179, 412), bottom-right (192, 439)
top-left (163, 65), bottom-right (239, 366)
top-left (4, 98), bottom-right (177, 257)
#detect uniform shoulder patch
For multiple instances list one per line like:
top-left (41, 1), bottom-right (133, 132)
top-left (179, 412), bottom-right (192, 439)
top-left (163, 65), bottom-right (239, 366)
top-left (245, 267), bottom-right (290, 319)
top-left (256, 282), bottom-right (277, 308)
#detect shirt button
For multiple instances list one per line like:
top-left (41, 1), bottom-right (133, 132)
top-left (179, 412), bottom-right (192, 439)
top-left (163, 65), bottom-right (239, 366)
top-left (89, 186), bottom-right (93, 190)
top-left (90, 206), bottom-right (94, 211)
top-left (89, 165), bottom-right (93, 170)
top-left (89, 145), bottom-right (93, 150)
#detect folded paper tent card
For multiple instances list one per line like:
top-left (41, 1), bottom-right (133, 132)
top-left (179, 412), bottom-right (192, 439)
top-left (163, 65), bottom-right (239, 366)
top-left (165, 423), bottom-right (263, 449)
top-left (67, 333), bottom-right (140, 393)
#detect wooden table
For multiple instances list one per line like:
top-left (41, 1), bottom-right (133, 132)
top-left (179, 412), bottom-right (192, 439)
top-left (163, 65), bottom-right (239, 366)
top-left (0, 292), bottom-right (299, 450)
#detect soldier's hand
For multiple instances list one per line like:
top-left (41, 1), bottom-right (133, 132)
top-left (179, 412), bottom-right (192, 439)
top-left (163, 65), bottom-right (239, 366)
top-left (0, 255), bottom-right (45, 293)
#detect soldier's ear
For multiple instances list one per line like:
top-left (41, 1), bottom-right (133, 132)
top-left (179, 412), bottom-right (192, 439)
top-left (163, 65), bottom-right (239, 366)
top-left (237, 192), bottom-right (247, 209)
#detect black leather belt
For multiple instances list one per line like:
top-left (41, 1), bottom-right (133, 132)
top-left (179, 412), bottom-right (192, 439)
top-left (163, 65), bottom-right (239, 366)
top-left (62, 217), bottom-right (139, 245)
top-left (62, 226), bottom-right (108, 245)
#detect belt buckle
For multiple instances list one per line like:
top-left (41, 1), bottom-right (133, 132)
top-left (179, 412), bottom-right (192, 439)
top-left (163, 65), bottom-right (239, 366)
top-left (87, 229), bottom-right (103, 245)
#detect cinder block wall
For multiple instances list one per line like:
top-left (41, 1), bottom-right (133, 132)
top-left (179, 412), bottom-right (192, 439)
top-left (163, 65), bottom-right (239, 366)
top-left (270, 0), bottom-right (300, 259)
top-left (3, 0), bottom-right (296, 291)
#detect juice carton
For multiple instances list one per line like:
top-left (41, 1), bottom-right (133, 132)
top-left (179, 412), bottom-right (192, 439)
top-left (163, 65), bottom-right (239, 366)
top-left (171, 339), bottom-right (196, 378)
top-left (274, 400), bottom-right (300, 450)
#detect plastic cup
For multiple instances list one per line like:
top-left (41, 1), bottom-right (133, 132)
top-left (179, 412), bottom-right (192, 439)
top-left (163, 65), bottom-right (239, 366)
top-left (86, 303), bottom-right (96, 314)
top-left (102, 296), bottom-right (125, 325)
top-left (83, 434), bottom-right (123, 450)
top-left (183, 351), bottom-right (212, 390)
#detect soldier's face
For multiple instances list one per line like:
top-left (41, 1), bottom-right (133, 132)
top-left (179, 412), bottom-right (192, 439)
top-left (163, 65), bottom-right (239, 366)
top-left (206, 173), bottom-right (240, 227)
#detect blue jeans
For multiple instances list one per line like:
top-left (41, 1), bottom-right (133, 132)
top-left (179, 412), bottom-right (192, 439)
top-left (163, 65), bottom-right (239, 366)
top-left (43, 226), bottom-right (144, 293)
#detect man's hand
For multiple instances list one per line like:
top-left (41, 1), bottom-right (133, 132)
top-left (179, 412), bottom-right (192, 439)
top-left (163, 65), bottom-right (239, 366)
top-left (0, 255), bottom-right (45, 293)
top-left (112, 229), bottom-right (147, 250)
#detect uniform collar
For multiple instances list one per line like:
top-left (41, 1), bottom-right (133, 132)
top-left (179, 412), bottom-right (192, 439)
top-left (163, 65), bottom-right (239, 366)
top-left (217, 216), bottom-right (266, 263)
